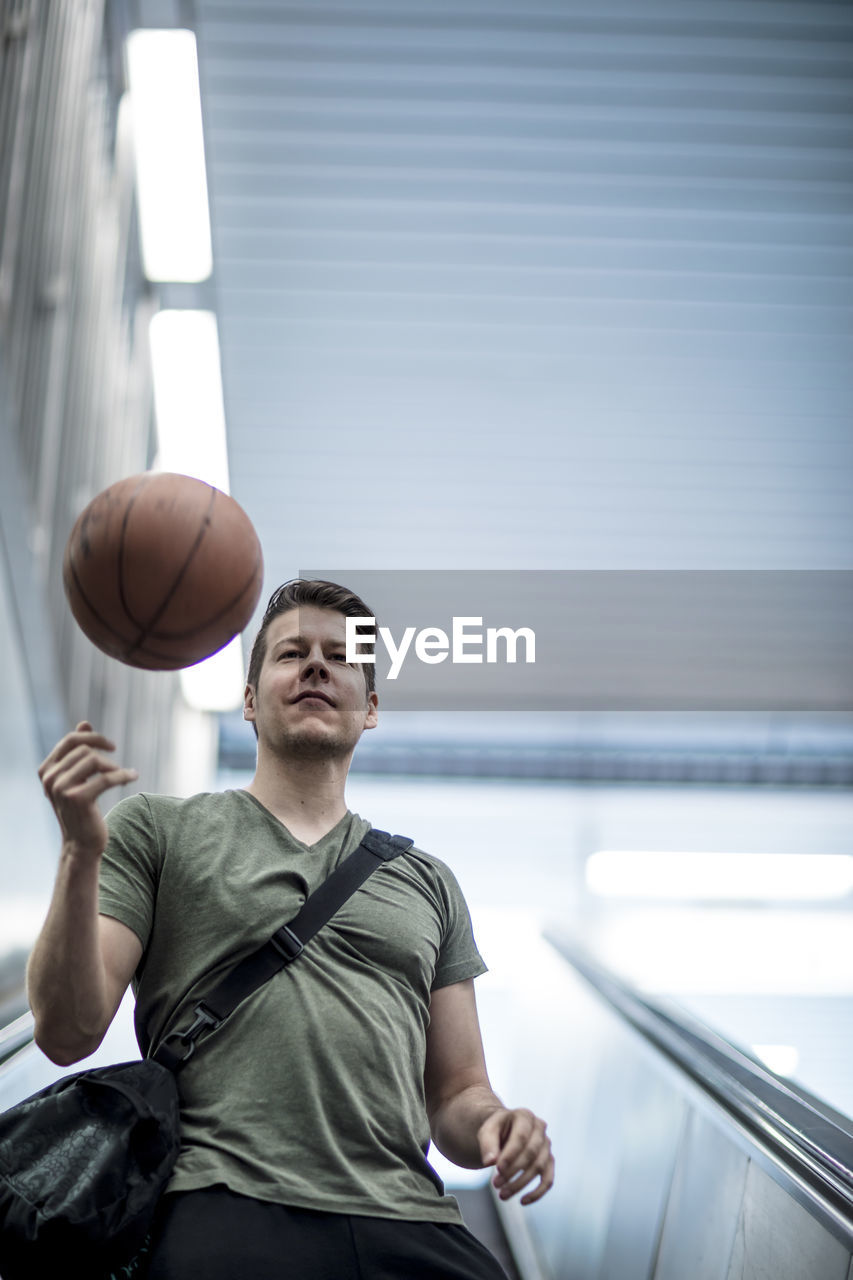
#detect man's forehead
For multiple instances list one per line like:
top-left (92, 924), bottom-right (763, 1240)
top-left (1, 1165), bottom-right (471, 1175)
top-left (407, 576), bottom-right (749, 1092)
top-left (266, 606), bottom-right (348, 646)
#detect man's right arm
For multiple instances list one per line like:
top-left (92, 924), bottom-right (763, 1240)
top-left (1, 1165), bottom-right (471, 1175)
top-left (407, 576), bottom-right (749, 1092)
top-left (26, 721), bottom-right (142, 1066)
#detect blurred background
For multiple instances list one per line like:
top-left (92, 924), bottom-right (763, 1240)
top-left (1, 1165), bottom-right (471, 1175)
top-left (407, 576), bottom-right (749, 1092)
top-left (1, 2), bottom-right (852, 1276)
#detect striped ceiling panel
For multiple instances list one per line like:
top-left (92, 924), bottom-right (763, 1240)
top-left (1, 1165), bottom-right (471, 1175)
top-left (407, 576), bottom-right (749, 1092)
top-left (192, 0), bottom-right (853, 647)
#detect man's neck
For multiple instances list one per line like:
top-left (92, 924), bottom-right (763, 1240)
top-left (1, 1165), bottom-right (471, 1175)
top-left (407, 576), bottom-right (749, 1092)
top-left (243, 753), bottom-right (352, 847)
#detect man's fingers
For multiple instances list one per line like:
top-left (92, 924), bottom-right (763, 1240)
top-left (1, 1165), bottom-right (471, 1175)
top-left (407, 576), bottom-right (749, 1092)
top-left (39, 726), bottom-right (117, 781)
top-left (489, 1109), bottom-right (553, 1204)
top-left (519, 1155), bottom-right (556, 1206)
top-left (48, 747), bottom-right (126, 789)
top-left (496, 1143), bottom-right (551, 1197)
top-left (37, 721), bottom-right (137, 855)
top-left (65, 766), bottom-right (139, 799)
top-left (41, 749), bottom-right (121, 802)
top-left (476, 1111), bottom-right (506, 1166)
top-left (492, 1108), bottom-right (540, 1179)
top-left (39, 725), bottom-right (138, 833)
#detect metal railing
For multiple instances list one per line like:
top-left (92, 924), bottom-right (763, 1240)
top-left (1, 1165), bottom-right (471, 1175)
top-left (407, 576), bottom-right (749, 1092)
top-left (0, 1014), bottom-right (34, 1072)
top-left (547, 934), bottom-right (853, 1226)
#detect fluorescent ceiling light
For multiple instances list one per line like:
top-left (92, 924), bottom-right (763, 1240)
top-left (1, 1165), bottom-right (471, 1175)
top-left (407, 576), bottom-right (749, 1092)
top-left (586, 851), bottom-right (853, 902)
top-left (752, 1044), bottom-right (800, 1077)
top-left (596, 908), bottom-right (853, 994)
top-left (148, 307), bottom-right (240, 712)
top-left (149, 309), bottom-right (230, 493)
top-left (180, 635), bottom-right (246, 712)
top-left (125, 29), bottom-right (213, 282)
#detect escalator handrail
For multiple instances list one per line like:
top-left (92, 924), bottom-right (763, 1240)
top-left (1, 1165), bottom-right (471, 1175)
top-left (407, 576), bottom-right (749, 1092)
top-left (0, 1010), bottom-right (35, 1069)
top-left (545, 932), bottom-right (853, 1219)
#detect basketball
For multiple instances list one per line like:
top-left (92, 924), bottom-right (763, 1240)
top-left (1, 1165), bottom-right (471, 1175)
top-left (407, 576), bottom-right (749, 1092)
top-left (62, 472), bottom-right (264, 670)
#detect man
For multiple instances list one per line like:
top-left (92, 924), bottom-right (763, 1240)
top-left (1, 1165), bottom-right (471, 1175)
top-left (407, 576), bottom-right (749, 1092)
top-left (28, 579), bottom-right (554, 1279)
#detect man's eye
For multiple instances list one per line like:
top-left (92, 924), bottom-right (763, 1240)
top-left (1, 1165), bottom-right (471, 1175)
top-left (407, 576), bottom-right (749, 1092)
top-left (278, 649), bottom-right (300, 659)
top-left (331, 652), bottom-right (347, 662)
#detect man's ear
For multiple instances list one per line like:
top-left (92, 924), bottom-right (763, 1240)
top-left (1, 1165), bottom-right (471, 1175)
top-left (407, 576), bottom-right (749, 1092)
top-left (363, 690), bottom-right (379, 732)
top-left (243, 683), bottom-right (256, 722)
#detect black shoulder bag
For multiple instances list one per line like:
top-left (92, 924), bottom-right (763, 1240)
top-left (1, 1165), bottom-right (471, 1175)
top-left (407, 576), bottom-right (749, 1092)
top-left (0, 829), bottom-right (412, 1280)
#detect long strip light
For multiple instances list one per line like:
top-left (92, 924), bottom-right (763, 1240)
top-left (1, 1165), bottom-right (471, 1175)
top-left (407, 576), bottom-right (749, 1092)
top-left (148, 309), bottom-right (230, 492)
top-left (586, 851), bottom-right (853, 902)
top-left (179, 638), bottom-right (246, 713)
top-left (127, 32), bottom-right (244, 713)
top-left (595, 908), bottom-right (853, 994)
top-left (125, 29), bottom-right (213, 282)
top-left (148, 309), bottom-right (245, 711)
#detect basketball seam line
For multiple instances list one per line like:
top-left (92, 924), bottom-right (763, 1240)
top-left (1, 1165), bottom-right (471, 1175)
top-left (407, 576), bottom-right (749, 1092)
top-left (66, 551), bottom-right (261, 663)
top-left (119, 482), bottom-right (218, 659)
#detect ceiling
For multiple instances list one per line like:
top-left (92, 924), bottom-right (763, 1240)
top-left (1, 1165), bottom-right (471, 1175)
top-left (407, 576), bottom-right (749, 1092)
top-left (185, 0), bottom-right (853, 762)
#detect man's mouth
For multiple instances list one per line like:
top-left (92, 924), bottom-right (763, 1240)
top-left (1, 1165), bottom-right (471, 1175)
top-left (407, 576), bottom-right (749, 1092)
top-left (294, 691), bottom-right (334, 706)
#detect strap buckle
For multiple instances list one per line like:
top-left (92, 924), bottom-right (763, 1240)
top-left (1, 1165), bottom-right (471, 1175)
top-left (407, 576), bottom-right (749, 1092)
top-left (178, 1002), bottom-right (222, 1062)
top-left (270, 924), bottom-right (304, 963)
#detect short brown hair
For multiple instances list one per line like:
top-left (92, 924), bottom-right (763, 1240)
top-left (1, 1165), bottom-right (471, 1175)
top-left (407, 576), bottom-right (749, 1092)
top-left (246, 578), bottom-right (377, 696)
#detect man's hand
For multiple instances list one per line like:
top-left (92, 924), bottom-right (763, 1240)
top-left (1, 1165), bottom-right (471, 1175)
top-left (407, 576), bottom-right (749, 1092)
top-left (477, 1106), bottom-right (554, 1206)
top-left (30, 720), bottom-right (141, 1065)
top-left (39, 721), bottom-right (137, 857)
top-left (425, 981), bottom-right (556, 1205)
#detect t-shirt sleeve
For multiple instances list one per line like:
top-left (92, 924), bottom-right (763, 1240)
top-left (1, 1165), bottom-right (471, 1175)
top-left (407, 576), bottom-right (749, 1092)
top-left (99, 792), bottom-right (161, 952)
top-left (430, 860), bottom-right (488, 990)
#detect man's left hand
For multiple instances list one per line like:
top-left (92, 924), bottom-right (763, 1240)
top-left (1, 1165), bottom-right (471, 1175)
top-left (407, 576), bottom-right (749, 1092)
top-left (477, 1107), bottom-right (555, 1205)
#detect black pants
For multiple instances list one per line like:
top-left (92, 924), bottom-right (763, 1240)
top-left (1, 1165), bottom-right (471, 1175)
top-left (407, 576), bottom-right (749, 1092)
top-left (146, 1186), bottom-right (509, 1280)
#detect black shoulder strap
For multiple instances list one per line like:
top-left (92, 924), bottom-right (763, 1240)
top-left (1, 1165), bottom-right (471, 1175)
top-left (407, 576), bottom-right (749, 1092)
top-left (152, 829), bottom-right (413, 1071)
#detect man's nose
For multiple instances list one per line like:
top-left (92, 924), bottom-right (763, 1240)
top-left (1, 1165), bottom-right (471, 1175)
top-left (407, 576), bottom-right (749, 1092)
top-left (301, 649), bottom-right (330, 680)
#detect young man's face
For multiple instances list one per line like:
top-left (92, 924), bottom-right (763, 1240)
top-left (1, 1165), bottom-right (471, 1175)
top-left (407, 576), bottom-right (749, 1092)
top-left (243, 606), bottom-right (378, 761)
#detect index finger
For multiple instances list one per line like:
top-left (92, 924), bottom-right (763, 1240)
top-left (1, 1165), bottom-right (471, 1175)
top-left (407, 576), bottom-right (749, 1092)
top-left (38, 723), bottom-right (117, 778)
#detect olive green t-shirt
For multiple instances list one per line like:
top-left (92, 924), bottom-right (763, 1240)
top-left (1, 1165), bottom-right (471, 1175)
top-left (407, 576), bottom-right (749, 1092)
top-left (99, 790), bottom-right (487, 1222)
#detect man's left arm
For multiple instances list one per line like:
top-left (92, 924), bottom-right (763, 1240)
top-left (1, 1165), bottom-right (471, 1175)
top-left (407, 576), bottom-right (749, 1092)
top-left (424, 978), bottom-right (555, 1205)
